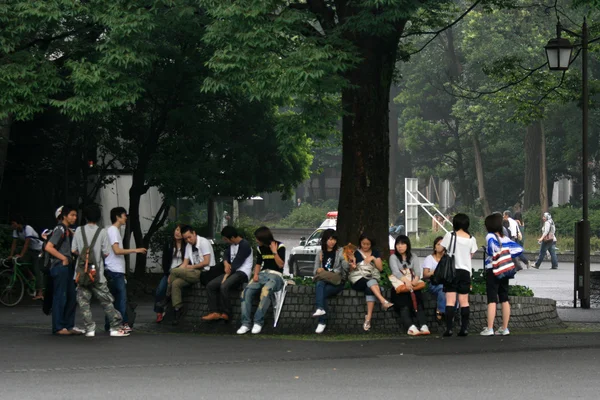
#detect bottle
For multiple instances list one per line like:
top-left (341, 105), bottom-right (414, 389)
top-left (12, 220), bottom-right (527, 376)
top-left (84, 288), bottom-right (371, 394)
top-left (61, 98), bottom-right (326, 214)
top-left (90, 265), bottom-right (96, 281)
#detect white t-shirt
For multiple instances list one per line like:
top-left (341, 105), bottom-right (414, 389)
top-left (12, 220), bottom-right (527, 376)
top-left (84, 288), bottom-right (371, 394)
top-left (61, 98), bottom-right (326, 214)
top-left (422, 254), bottom-right (440, 273)
top-left (184, 236), bottom-right (216, 270)
top-left (229, 242), bottom-right (253, 278)
top-left (105, 225), bottom-right (126, 274)
top-left (170, 248), bottom-right (184, 270)
top-left (507, 218), bottom-right (519, 238)
top-left (441, 231), bottom-right (478, 275)
top-left (13, 225), bottom-right (43, 251)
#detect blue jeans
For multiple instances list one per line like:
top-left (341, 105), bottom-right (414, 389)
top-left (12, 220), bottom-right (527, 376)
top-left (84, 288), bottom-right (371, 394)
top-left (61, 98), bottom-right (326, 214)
top-left (240, 271), bottom-right (284, 328)
top-left (50, 262), bottom-right (76, 333)
top-left (105, 270), bottom-right (127, 331)
top-left (427, 283), bottom-right (446, 313)
top-left (314, 281), bottom-right (345, 324)
top-left (154, 275), bottom-right (169, 313)
top-left (536, 241), bottom-right (558, 269)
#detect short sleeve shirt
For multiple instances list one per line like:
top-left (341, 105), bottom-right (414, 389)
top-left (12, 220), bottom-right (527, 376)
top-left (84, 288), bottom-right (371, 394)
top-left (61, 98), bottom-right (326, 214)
top-left (322, 250), bottom-right (336, 271)
top-left (441, 231), bottom-right (478, 274)
top-left (256, 242), bottom-right (285, 272)
top-left (13, 225), bottom-right (43, 251)
top-left (72, 225), bottom-right (110, 282)
top-left (48, 225), bottom-right (72, 261)
top-left (184, 236), bottom-right (216, 269)
top-left (105, 226), bottom-right (126, 274)
top-left (354, 249), bottom-right (381, 264)
top-left (422, 254), bottom-right (439, 273)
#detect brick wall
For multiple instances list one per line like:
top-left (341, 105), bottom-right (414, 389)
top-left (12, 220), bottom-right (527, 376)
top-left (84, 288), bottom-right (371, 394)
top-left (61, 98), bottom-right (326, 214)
top-left (180, 283), bottom-right (564, 334)
top-left (591, 271), bottom-right (600, 307)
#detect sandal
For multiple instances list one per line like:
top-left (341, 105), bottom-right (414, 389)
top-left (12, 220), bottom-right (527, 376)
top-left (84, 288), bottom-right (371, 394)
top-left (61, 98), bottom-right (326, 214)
top-left (436, 311), bottom-right (444, 321)
top-left (382, 300), bottom-right (394, 311)
top-left (363, 316), bottom-right (371, 331)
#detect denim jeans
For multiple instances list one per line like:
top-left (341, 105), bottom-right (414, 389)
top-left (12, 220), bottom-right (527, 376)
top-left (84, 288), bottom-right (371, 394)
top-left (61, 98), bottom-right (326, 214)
top-left (50, 262), bottom-right (76, 333)
top-left (535, 241), bottom-right (559, 269)
top-left (314, 281), bottom-right (345, 324)
top-left (105, 270), bottom-right (127, 331)
top-left (154, 275), bottom-right (169, 313)
top-left (240, 271), bottom-right (284, 328)
top-left (427, 283), bottom-right (446, 313)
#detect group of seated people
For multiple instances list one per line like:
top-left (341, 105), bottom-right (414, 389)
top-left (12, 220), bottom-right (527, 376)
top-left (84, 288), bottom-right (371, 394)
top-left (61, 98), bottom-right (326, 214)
top-left (157, 212), bottom-right (519, 337)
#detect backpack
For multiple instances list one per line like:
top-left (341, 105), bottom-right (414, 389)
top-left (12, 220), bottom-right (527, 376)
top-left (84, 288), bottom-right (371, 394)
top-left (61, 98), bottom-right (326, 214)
top-left (75, 227), bottom-right (102, 287)
top-left (38, 224), bottom-right (69, 275)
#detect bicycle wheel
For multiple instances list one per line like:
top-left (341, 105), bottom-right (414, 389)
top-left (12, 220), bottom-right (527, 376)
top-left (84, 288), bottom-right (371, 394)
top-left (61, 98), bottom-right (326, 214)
top-left (0, 269), bottom-right (24, 307)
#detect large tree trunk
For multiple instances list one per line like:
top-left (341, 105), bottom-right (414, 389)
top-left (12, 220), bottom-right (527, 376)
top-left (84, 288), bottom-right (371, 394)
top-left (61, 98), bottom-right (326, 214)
top-left (451, 123), bottom-right (473, 208)
top-left (540, 123), bottom-right (549, 211)
top-left (388, 85), bottom-right (400, 222)
top-left (472, 134), bottom-right (490, 216)
top-left (0, 115), bottom-right (11, 192)
top-left (337, 30), bottom-right (403, 258)
top-left (524, 122), bottom-right (543, 210)
top-left (128, 176), bottom-right (149, 278)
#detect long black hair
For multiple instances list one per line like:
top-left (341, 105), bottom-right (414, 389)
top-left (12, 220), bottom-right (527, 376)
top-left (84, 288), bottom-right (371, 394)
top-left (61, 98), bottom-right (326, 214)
top-left (432, 236), bottom-right (444, 255)
top-left (254, 226), bottom-right (275, 247)
top-left (394, 235), bottom-right (412, 264)
top-left (172, 223), bottom-right (185, 260)
top-left (320, 229), bottom-right (338, 253)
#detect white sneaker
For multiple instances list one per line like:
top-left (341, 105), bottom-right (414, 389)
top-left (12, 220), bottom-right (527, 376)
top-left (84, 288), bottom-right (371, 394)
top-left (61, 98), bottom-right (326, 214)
top-left (315, 324), bottom-right (326, 334)
top-left (122, 323), bottom-right (133, 334)
top-left (312, 309), bottom-right (326, 317)
top-left (236, 325), bottom-right (250, 335)
top-left (407, 325), bottom-right (420, 336)
top-left (251, 324), bottom-right (262, 334)
top-left (110, 329), bottom-right (130, 337)
top-left (495, 327), bottom-right (510, 336)
top-left (71, 326), bottom-right (86, 334)
top-left (419, 325), bottom-right (430, 335)
top-left (85, 331), bottom-right (95, 337)
top-left (480, 327), bottom-right (494, 336)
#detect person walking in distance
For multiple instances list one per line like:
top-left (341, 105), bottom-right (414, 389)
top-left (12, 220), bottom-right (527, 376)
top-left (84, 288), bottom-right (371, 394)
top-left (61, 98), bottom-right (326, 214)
top-left (72, 204), bottom-right (130, 337)
top-left (532, 212), bottom-right (558, 270)
top-left (503, 211), bottom-right (532, 270)
top-left (104, 207), bottom-right (147, 333)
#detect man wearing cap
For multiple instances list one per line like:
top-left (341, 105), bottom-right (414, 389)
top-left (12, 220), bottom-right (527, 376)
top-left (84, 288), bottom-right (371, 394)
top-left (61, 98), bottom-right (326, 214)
top-left (532, 212), bottom-right (559, 270)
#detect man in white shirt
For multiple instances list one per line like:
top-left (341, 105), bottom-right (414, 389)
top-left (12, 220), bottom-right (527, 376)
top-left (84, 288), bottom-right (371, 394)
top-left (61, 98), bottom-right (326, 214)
top-left (104, 207), bottom-right (147, 333)
top-left (72, 204), bottom-right (129, 337)
top-left (8, 215), bottom-right (44, 299)
top-left (203, 226), bottom-right (252, 321)
top-left (503, 211), bottom-right (532, 269)
top-left (167, 225), bottom-right (219, 325)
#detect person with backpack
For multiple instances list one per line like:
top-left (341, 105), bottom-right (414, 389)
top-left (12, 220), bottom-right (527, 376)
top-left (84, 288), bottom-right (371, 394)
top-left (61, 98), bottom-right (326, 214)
top-left (104, 207), bottom-right (147, 333)
top-left (71, 204), bottom-right (130, 337)
top-left (532, 212), bottom-right (559, 270)
top-left (8, 215), bottom-right (45, 300)
top-left (44, 206), bottom-right (79, 336)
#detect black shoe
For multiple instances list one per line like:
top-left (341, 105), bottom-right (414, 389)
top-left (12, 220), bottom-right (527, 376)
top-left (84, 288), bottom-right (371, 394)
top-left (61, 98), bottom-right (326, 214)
top-left (172, 308), bottom-right (181, 326)
top-left (458, 330), bottom-right (469, 337)
top-left (551, 267), bottom-right (558, 270)
top-left (531, 264), bottom-right (540, 269)
top-left (443, 330), bottom-right (453, 337)
top-left (155, 297), bottom-right (170, 309)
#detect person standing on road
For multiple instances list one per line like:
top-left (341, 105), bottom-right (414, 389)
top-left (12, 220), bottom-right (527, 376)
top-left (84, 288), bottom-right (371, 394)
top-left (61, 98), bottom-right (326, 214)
top-left (104, 207), bottom-right (147, 333)
top-left (440, 213), bottom-right (478, 337)
top-left (154, 224), bottom-right (184, 323)
top-left (480, 213), bottom-right (523, 337)
top-left (8, 215), bottom-right (44, 300)
top-left (237, 226), bottom-right (285, 335)
top-left (311, 229), bottom-right (348, 334)
top-left (203, 226), bottom-right (252, 322)
top-left (167, 225), bottom-right (218, 325)
top-left (532, 212), bottom-right (558, 270)
top-left (44, 206), bottom-right (78, 336)
top-left (72, 204), bottom-right (129, 337)
top-left (422, 236), bottom-right (446, 321)
top-left (389, 235), bottom-right (429, 336)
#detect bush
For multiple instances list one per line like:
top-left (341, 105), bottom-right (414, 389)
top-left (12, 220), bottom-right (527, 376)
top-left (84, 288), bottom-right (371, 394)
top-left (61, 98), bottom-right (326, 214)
top-left (276, 204), bottom-right (331, 228)
top-left (470, 269), bottom-right (534, 297)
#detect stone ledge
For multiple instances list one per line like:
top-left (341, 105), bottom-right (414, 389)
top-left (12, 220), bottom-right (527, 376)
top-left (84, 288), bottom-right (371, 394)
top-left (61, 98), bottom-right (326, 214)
top-left (179, 284), bottom-right (565, 335)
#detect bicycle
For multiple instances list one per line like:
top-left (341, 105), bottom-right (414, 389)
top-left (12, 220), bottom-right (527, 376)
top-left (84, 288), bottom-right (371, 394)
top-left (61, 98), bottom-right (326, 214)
top-left (0, 256), bottom-right (38, 307)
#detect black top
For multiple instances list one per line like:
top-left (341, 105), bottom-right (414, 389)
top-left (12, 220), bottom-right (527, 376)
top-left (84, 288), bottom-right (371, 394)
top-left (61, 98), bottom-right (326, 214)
top-left (161, 241), bottom-right (183, 276)
top-left (256, 241), bottom-right (285, 272)
top-left (354, 248), bottom-right (381, 263)
top-left (322, 250), bottom-right (336, 271)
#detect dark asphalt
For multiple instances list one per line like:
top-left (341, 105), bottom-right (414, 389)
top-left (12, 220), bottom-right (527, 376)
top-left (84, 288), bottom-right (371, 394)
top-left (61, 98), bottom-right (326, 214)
top-left (1, 303), bottom-right (600, 399)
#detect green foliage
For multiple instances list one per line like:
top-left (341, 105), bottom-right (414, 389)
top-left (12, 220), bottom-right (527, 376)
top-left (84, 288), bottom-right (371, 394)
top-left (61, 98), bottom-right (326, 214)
top-left (276, 204), bottom-right (333, 228)
top-left (470, 269), bottom-right (534, 297)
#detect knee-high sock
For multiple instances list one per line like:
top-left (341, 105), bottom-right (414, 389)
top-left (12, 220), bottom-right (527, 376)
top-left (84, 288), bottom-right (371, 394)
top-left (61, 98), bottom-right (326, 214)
top-left (460, 307), bottom-right (470, 332)
top-left (445, 305), bottom-right (455, 331)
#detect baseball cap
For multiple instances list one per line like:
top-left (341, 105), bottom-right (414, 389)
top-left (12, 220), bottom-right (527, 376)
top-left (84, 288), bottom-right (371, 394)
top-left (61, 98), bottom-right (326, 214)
top-left (55, 206), bottom-right (64, 219)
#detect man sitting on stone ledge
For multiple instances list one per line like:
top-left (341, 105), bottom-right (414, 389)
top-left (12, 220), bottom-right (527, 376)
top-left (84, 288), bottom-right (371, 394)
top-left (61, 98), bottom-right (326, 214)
top-left (202, 226), bottom-right (252, 322)
top-left (165, 225), bottom-right (219, 325)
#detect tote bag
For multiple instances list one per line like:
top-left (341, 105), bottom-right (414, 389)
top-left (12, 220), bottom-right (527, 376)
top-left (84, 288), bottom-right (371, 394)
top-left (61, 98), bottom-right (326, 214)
top-left (432, 232), bottom-right (456, 285)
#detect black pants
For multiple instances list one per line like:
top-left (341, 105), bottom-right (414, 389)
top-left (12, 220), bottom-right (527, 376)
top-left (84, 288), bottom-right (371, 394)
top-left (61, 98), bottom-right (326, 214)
top-left (391, 290), bottom-right (426, 330)
top-left (206, 271), bottom-right (248, 315)
top-left (199, 264), bottom-right (225, 287)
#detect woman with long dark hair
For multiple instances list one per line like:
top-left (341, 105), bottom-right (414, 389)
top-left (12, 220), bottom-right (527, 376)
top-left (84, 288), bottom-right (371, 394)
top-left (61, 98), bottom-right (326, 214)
top-left (348, 233), bottom-right (393, 332)
top-left (154, 224), bottom-right (184, 323)
top-left (389, 235), bottom-right (429, 335)
top-left (440, 213), bottom-right (478, 337)
top-left (422, 236), bottom-right (446, 320)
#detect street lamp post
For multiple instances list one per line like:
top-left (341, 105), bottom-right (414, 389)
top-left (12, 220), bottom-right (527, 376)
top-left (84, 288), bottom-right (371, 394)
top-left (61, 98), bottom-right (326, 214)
top-left (545, 19), bottom-right (590, 308)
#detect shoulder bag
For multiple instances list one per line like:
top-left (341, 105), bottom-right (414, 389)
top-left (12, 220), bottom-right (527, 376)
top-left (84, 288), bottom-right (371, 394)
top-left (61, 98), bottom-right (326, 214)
top-left (492, 237), bottom-right (517, 280)
top-left (432, 232), bottom-right (456, 285)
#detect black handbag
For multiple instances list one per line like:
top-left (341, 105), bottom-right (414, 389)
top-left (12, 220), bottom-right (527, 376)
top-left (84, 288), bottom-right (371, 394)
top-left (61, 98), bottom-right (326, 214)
top-left (432, 232), bottom-right (456, 285)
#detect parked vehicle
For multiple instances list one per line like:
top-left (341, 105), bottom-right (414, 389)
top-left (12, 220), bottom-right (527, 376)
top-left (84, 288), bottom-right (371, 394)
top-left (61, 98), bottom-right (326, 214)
top-left (288, 212), bottom-right (395, 277)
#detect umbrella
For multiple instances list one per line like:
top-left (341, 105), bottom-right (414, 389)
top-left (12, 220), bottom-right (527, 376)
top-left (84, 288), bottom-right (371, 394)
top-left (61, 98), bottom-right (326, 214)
top-left (273, 280), bottom-right (288, 328)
